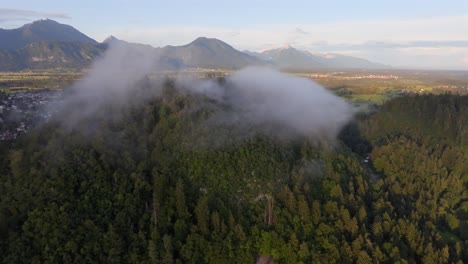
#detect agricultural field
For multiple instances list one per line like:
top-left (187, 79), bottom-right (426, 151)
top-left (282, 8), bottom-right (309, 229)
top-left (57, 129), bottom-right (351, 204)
top-left (1, 68), bottom-right (467, 105)
top-left (0, 70), bottom-right (84, 92)
top-left (294, 69), bottom-right (468, 111)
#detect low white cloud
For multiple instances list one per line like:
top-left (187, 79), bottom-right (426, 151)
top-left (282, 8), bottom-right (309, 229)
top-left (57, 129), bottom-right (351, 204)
top-left (55, 43), bottom-right (352, 142)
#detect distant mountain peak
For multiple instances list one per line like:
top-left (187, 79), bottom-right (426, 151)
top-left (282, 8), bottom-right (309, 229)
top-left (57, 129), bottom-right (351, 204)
top-left (103, 35), bottom-right (124, 45)
top-left (160, 36), bottom-right (262, 69)
top-left (190, 37), bottom-right (229, 47)
top-left (104, 35), bottom-right (118, 41)
top-left (258, 44), bottom-right (295, 53)
top-left (193, 36), bottom-right (209, 41)
top-left (0, 19), bottom-right (97, 50)
top-left (185, 37), bottom-right (238, 53)
top-left (24, 19), bottom-right (80, 33)
top-left (19, 19), bottom-right (57, 29)
top-left (29, 18), bottom-right (59, 25)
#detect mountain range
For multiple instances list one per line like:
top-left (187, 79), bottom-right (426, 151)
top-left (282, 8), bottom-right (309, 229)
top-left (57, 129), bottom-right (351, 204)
top-left (245, 44), bottom-right (387, 70)
top-left (0, 19), bottom-right (388, 71)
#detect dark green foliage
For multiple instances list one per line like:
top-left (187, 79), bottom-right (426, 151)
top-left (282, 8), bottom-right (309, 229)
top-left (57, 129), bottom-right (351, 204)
top-left (0, 84), bottom-right (466, 263)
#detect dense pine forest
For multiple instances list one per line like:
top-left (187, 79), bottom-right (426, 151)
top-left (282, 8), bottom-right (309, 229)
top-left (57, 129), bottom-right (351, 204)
top-left (0, 80), bottom-right (467, 263)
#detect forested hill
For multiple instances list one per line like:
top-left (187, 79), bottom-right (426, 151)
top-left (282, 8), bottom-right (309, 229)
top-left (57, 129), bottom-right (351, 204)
top-left (0, 81), bottom-right (466, 262)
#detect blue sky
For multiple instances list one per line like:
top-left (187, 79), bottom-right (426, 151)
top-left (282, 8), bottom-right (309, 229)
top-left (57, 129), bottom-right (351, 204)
top-left (2, 0), bottom-right (468, 69)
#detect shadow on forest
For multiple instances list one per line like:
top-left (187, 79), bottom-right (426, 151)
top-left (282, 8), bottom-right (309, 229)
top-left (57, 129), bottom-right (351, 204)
top-left (338, 121), bottom-right (373, 156)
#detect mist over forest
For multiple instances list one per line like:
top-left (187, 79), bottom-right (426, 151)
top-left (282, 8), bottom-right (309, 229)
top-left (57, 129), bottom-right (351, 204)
top-left (0, 55), bottom-right (467, 262)
top-left (0, 9), bottom-right (468, 264)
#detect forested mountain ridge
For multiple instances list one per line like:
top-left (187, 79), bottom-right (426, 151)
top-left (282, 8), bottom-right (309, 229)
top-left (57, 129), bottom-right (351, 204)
top-left (0, 80), bottom-right (466, 263)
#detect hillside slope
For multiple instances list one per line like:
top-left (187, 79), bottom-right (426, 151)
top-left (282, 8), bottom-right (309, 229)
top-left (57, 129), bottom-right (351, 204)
top-left (0, 19), bottom-right (97, 50)
top-left (0, 41), bottom-right (106, 70)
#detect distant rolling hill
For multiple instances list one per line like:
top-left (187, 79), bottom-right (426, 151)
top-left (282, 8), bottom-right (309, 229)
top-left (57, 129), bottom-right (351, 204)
top-left (246, 45), bottom-right (325, 69)
top-left (0, 20), bottom-right (388, 71)
top-left (312, 52), bottom-right (389, 69)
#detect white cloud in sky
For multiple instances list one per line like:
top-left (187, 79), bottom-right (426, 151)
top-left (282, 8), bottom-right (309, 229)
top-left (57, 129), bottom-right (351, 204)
top-left (0, 8), bottom-right (70, 24)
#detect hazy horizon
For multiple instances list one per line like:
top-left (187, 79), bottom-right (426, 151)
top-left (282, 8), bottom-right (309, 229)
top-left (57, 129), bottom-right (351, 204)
top-left (2, 1), bottom-right (468, 70)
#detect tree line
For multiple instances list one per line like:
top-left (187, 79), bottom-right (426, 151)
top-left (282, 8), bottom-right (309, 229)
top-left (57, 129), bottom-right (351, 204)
top-left (0, 82), bottom-right (466, 263)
